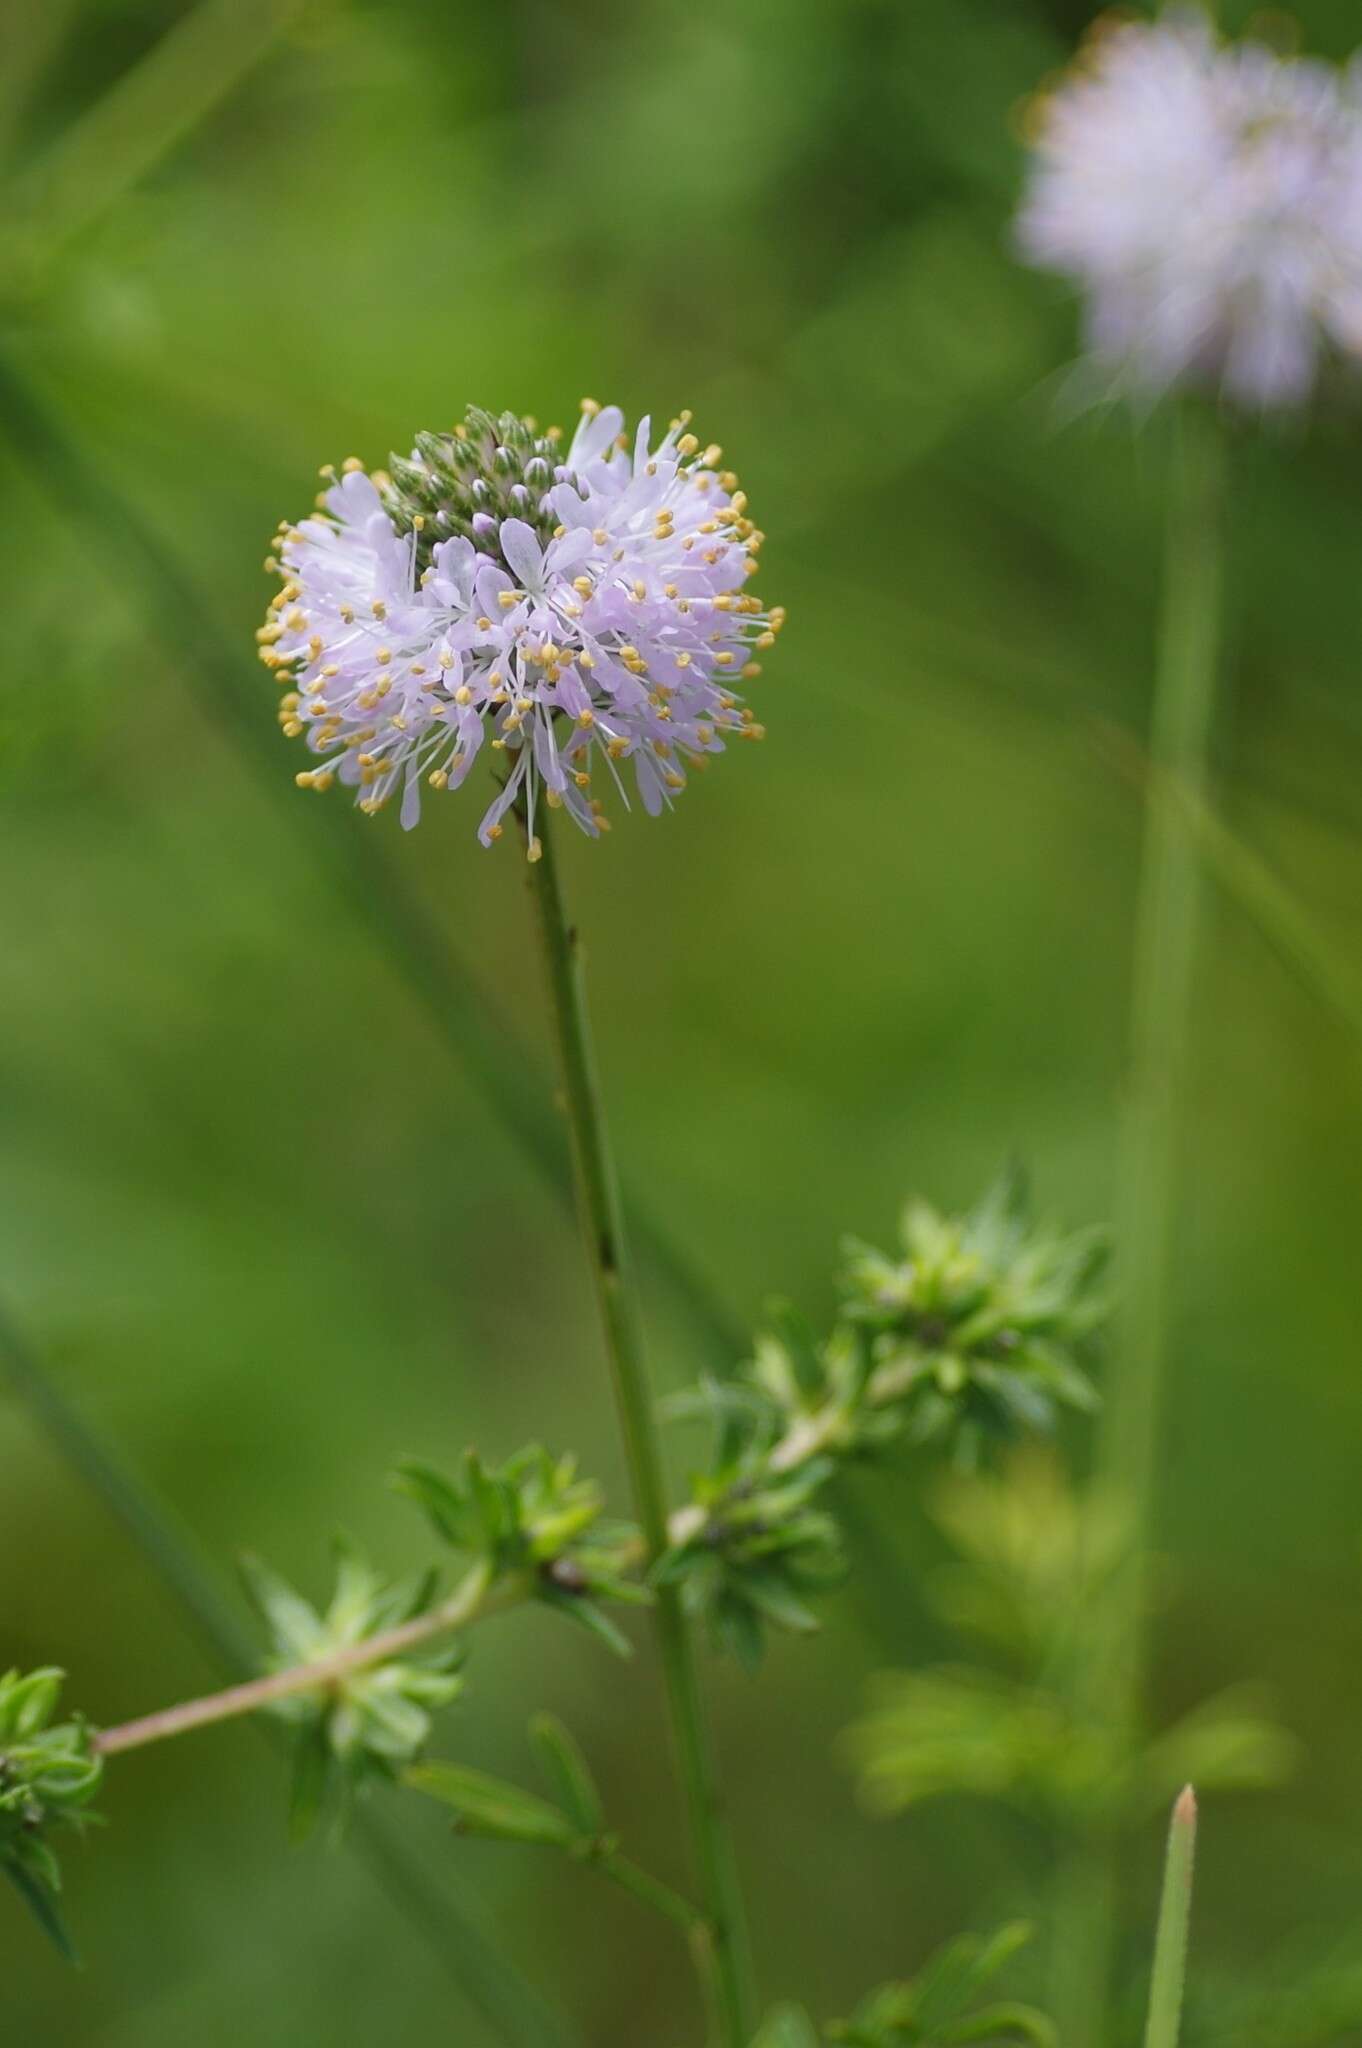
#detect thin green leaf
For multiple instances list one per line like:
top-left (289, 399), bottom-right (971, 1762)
top-left (2, 1857), bottom-right (78, 1964)
top-left (405, 1763), bottom-right (575, 1848)
top-left (529, 1715), bottom-right (604, 1839)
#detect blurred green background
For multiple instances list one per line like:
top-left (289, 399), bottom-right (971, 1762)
top-left (4, 0), bottom-right (1362, 2041)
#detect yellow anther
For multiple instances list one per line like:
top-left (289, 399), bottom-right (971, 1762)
top-left (607, 738), bottom-right (630, 759)
top-left (342, 456), bottom-right (365, 473)
top-left (487, 822), bottom-right (503, 840)
top-left (580, 396), bottom-right (601, 416)
top-left (339, 603), bottom-right (355, 624)
top-left (476, 615), bottom-right (493, 631)
top-left (282, 719), bottom-right (303, 738)
top-left (592, 528), bottom-right (607, 545)
top-left (429, 769), bottom-right (449, 789)
top-left (577, 709), bottom-right (595, 727)
top-left (573, 771), bottom-right (591, 788)
top-left (371, 599), bottom-right (387, 620)
top-left (455, 685), bottom-right (472, 705)
top-left (412, 514), bottom-right (426, 531)
top-left (295, 770), bottom-right (316, 787)
top-left (742, 662), bottom-right (762, 679)
top-left (756, 632), bottom-right (775, 649)
top-left (376, 647), bottom-right (392, 663)
top-left (703, 444), bottom-right (722, 465)
top-left (676, 433), bottom-right (699, 456)
top-left (526, 837), bottom-right (543, 864)
top-left (578, 651), bottom-right (595, 670)
top-left (546, 788), bottom-right (564, 809)
top-left (573, 576), bottom-right (594, 595)
top-left (664, 770), bottom-right (685, 789)
top-left (715, 651), bottom-right (734, 666)
top-left (498, 590), bottom-right (519, 610)
top-left (675, 651), bottom-right (692, 668)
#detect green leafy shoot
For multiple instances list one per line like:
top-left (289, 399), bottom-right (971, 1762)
top-left (843, 1457), bottom-right (1296, 1834)
top-left (827, 1923), bottom-right (1056, 2046)
top-left (658, 1172), bottom-right (1107, 1665)
top-left (239, 1541), bottom-right (462, 1841)
top-left (840, 1164), bottom-right (1106, 1458)
top-left (395, 1445), bottom-right (647, 1658)
top-left (0, 1667), bottom-right (102, 1961)
top-left (750, 2007), bottom-right (823, 2048)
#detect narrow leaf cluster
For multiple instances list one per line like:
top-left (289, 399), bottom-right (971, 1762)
top-left (661, 1173), bottom-right (1106, 1666)
top-left (845, 1457), bottom-right (1296, 1830)
top-left (397, 1445), bottom-right (648, 1656)
top-left (0, 1668), bottom-right (101, 1959)
top-left (240, 1543), bottom-right (462, 1839)
top-left (840, 1166), bottom-right (1106, 1451)
top-left (749, 1924), bottom-right (1054, 2047)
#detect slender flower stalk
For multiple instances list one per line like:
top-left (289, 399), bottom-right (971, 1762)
top-left (522, 805), bottom-right (757, 2047)
top-left (1058, 409), bottom-right (1227, 2039)
top-left (1144, 1787), bottom-right (1199, 2048)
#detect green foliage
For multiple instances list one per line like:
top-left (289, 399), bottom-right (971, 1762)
top-left (840, 1166), bottom-right (1106, 1456)
top-left (661, 1175), bottom-right (1105, 1665)
top-left (748, 1927), bottom-right (1054, 2047)
top-left (828, 1924), bottom-right (1054, 2047)
top-left (844, 1458), bottom-right (1296, 1832)
top-left (408, 1713), bottom-right (606, 1854)
top-left (0, 1667), bottom-right (101, 1961)
top-left (396, 1445), bottom-right (648, 1658)
top-left (239, 1543), bottom-right (461, 1840)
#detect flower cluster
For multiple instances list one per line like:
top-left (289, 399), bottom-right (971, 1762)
top-left (258, 404), bottom-right (783, 844)
top-left (1017, 8), bottom-right (1362, 407)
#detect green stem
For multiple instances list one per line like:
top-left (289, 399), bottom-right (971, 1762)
top-left (596, 1849), bottom-right (706, 1934)
top-left (1059, 408), bottom-right (1226, 2040)
top-left (1144, 1788), bottom-right (1198, 2048)
top-left (522, 807), bottom-right (757, 2048)
top-left (96, 1562), bottom-right (527, 1757)
top-left (1109, 405), bottom-right (1226, 1716)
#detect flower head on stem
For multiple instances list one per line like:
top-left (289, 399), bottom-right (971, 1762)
top-left (260, 402), bottom-right (783, 839)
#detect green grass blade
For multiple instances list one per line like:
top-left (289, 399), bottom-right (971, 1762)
top-left (1144, 1786), bottom-right (1199, 2048)
top-left (7, 0), bottom-right (305, 261)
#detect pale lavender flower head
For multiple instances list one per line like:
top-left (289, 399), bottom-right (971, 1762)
top-left (1016, 9), bottom-right (1362, 408)
top-left (259, 404), bottom-right (781, 847)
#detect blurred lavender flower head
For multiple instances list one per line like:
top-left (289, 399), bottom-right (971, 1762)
top-left (259, 403), bottom-right (782, 845)
top-left (1016, 8), bottom-right (1362, 407)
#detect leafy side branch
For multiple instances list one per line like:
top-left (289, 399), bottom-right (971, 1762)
top-left (6, 1173), bottom-right (1105, 1968)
